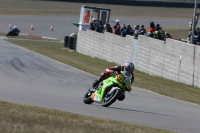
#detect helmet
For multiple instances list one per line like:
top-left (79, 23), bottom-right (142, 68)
top-left (124, 62), bottom-right (134, 73)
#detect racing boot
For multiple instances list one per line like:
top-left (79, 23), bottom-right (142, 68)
top-left (92, 79), bottom-right (100, 88)
top-left (92, 71), bottom-right (110, 88)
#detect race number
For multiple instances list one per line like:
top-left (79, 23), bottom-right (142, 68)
top-left (116, 74), bottom-right (124, 83)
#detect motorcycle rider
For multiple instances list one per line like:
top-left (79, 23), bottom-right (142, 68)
top-left (92, 62), bottom-right (135, 101)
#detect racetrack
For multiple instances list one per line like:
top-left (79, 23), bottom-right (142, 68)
top-left (0, 16), bottom-right (194, 40)
top-left (0, 38), bottom-right (200, 133)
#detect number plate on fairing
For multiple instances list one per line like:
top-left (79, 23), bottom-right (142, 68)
top-left (90, 92), bottom-right (101, 102)
top-left (90, 93), bottom-right (96, 100)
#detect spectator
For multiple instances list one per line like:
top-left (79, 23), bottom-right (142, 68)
top-left (95, 20), bottom-right (104, 33)
top-left (104, 23), bottom-right (113, 33)
top-left (93, 19), bottom-right (99, 28)
top-left (197, 27), bottom-right (200, 33)
top-left (133, 25), bottom-right (140, 39)
top-left (148, 21), bottom-right (156, 37)
top-left (113, 25), bottom-right (121, 35)
top-left (121, 24), bottom-right (127, 37)
top-left (187, 28), bottom-right (192, 43)
top-left (165, 32), bottom-right (173, 39)
top-left (115, 19), bottom-right (121, 29)
top-left (154, 24), bottom-right (164, 40)
top-left (139, 25), bottom-right (146, 35)
top-left (187, 28), bottom-right (199, 44)
top-left (160, 27), bottom-right (166, 40)
top-left (89, 18), bottom-right (96, 31)
top-left (197, 28), bottom-right (200, 43)
top-left (84, 10), bottom-right (91, 23)
top-left (126, 24), bottom-right (134, 36)
top-left (133, 25), bottom-right (136, 34)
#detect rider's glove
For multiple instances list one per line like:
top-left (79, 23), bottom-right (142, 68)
top-left (125, 84), bottom-right (131, 91)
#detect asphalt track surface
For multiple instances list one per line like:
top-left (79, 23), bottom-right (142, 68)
top-left (0, 15), bottom-right (195, 40)
top-left (1, 16), bottom-right (200, 133)
top-left (0, 38), bottom-right (200, 133)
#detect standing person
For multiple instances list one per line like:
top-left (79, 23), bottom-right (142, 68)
top-left (133, 25), bottom-right (140, 39)
top-left (120, 24), bottom-right (127, 37)
top-left (126, 24), bottom-right (134, 36)
top-left (196, 27), bottom-right (200, 43)
top-left (104, 23), bottom-right (113, 33)
top-left (197, 27), bottom-right (200, 33)
top-left (187, 28), bottom-right (199, 44)
top-left (84, 10), bottom-right (91, 23)
top-left (148, 21), bottom-right (156, 38)
top-left (89, 18), bottom-right (96, 31)
top-left (160, 27), bottom-right (166, 40)
top-left (113, 25), bottom-right (121, 36)
top-left (139, 25), bottom-right (146, 35)
top-left (115, 19), bottom-right (120, 29)
top-left (96, 20), bottom-right (104, 33)
top-left (154, 24), bottom-right (164, 40)
top-left (187, 29), bottom-right (192, 43)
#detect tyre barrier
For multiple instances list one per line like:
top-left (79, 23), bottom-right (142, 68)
top-left (64, 35), bottom-right (77, 50)
top-left (68, 37), bottom-right (74, 49)
top-left (64, 36), bottom-right (69, 48)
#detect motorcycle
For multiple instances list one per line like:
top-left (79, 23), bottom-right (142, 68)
top-left (83, 71), bottom-right (132, 107)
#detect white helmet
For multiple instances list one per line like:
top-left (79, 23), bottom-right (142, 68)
top-left (92, 18), bottom-right (96, 21)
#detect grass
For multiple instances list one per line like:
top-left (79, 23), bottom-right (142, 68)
top-left (1, 33), bottom-right (200, 105)
top-left (0, 101), bottom-right (177, 133)
top-left (0, 1), bottom-right (198, 132)
top-left (0, 0), bottom-right (192, 39)
top-left (0, 0), bottom-right (195, 18)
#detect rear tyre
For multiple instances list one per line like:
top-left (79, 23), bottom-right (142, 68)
top-left (102, 89), bottom-right (122, 107)
top-left (83, 89), bottom-right (94, 104)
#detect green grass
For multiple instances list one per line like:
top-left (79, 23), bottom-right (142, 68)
top-left (0, 101), bottom-right (177, 133)
top-left (0, 1), bottom-right (198, 132)
top-left (0, 0), bottom-right (192, 39)
top-left (2, 34), bottom-right (200, 105)
top-left (0, 0), bottom-right (195, 18)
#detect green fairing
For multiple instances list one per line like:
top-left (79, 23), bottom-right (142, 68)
top-left (95, 71), bottom-right (130, 101)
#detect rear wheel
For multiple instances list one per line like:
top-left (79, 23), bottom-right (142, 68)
top-left (83, 89), bottom-right (94, 104)
top-left (102, 89), bottom-right (122, 107)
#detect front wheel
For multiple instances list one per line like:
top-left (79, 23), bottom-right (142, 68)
top-left (102, 89), bottom-right (122, 107)
top-left (83, 89), bottom-right (94, 104)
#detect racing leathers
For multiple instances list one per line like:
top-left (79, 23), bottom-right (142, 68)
top-left (92, 65), bottom-right (134, 101)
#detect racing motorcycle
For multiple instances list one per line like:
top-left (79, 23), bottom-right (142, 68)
top-left (83, 71), bottom-right (132, 107)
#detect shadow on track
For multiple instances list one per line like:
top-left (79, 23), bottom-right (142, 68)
top-left (93, 104), bottom-right (174, 117)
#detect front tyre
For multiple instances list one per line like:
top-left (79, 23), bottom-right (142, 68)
top-left (102, 89), bottom-right (122, 107)
top-left (83, 89), bottom-right (94, 104)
